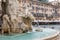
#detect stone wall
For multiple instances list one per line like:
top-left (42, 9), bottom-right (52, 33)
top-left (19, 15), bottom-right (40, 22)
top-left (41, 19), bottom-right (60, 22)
top-left (45, 35), bottom-right (59, 40)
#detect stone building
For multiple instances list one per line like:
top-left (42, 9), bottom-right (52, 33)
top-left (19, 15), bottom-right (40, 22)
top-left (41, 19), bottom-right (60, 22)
top-left (31, 1), bottom-right (60, 20)
top-left (19, 0), bottom-right (60, 20)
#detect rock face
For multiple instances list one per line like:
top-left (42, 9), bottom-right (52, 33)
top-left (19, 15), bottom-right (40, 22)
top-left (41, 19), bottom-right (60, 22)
top-left (22, 15), bottom-right (35, 32)
top-left (0, 0), bottom-right (35, 34)
top-left (2, 15), bottom-right (10, 33)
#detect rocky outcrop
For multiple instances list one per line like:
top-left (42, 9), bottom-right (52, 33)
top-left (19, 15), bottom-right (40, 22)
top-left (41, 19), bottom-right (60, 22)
top-left (0, 0), bottom-right (35, 34)
top-left (22, 14), bottom-right (35, 32)
top-left (2, 15), bottom-right (10, 34)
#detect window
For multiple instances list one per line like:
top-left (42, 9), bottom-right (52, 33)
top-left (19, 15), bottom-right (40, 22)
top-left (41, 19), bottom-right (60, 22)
top-left (32, 6), bottom-right (34, 10)
top-left (53, 9), bottom-right (55, 11)
top-left (50, 9), bottom-right (52, 12)
top-left (36, 7), bottom-right (40, 10)
top-left (44, 9), bottom-right (47, 12)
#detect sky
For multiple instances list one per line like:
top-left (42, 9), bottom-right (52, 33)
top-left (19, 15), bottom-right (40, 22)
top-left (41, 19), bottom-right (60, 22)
top-left (49, 0), bottom-right (54, 2)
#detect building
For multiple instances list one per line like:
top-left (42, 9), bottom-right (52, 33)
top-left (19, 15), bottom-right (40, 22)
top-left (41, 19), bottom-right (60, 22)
top-left (55, 0), bottom-right (60, 3)
top-left (31, 1), bottom-right (60, 20)
top-left (19, 0), bottom-right (60, 20)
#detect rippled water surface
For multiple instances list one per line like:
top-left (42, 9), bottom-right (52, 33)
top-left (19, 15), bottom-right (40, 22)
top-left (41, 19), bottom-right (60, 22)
top-left (0, 28), bottom-right (57, 40)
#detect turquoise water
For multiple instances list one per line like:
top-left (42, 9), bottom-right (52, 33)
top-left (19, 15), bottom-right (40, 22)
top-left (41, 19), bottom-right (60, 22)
top-left (0, 28), bottom-right (56, 40)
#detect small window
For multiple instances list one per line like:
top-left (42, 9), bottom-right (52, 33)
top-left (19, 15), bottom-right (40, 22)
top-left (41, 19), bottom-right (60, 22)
top-left (32, 6), bottom-right (34, 9)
